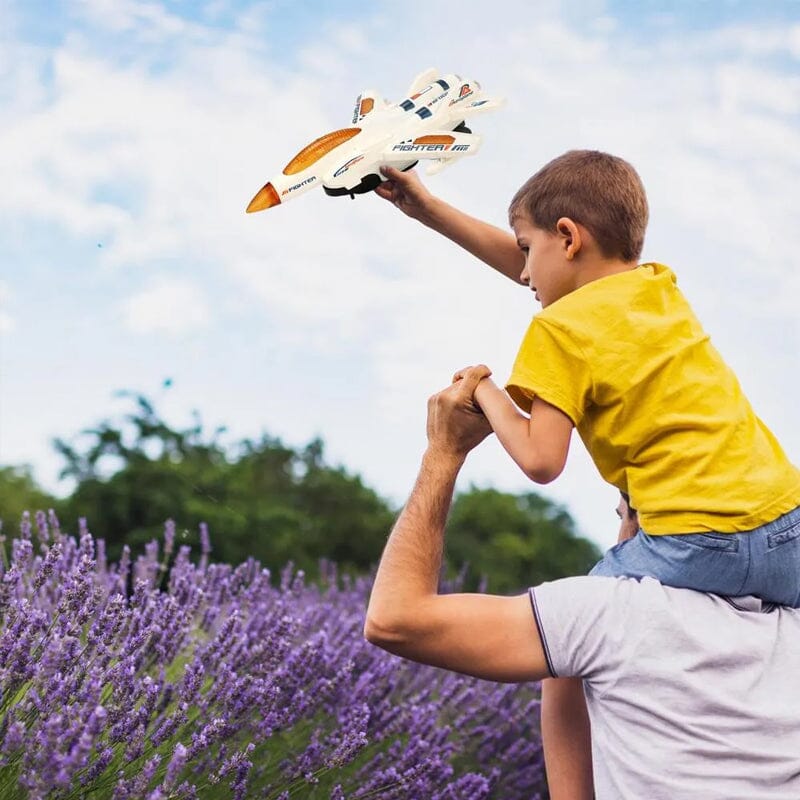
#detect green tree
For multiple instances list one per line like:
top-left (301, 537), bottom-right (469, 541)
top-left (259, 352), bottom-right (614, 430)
top-left (0, 466), bottom-right (57, 537)
top-left (445, 487), bottom-right (602, 593)
top-left (54, 394), bottom-right (396, 578)
top-left (5, 392), bottom-right (601, 590)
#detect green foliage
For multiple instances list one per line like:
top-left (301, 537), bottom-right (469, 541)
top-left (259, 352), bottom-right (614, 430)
top-left (2, 391), bottom-right (602, 587)
top-left (0, 466), bottom-right (56, 537)
top-left (52, 393), bottom-right (396, 579)
top-left (446, 487), bottom-right (602, 593)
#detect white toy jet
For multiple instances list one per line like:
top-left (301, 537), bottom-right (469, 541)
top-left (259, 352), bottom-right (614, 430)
top-left (246, 68), bottom-right (503, 213)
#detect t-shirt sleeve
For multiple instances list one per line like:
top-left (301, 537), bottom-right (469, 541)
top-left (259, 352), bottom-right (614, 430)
top-left (505, 317), bottom-right (592, 425)
top-left (529, 576), bottom-right (634, 681)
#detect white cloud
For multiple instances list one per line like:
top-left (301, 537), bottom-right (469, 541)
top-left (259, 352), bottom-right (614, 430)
top-left (123, 278), bottom-right (210, 334)
top-left (2, 1), bottom-right (799, 548)
top-left (705, 22), bottom-right (800, 59)
top-left (75, 0), bottom-right (201, 39)
top-left (0, 281), bottom-right (13, 332)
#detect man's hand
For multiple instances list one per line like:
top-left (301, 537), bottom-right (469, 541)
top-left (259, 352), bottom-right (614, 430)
top-left (452, 363), bottom-right (493, 410)
top-left (426, 367), bottom-right (493, 460)
top-left (374, 166), bottom-right (435, 222)
top-left (452, 364), bottom-right (492, 386)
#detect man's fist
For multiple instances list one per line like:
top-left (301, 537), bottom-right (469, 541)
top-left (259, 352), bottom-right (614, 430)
top-left (426, 371), bottom-right (493, 459)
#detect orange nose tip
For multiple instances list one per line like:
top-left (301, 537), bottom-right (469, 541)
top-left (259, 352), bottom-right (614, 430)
top-left (246, 182), bottom-right (281, 213)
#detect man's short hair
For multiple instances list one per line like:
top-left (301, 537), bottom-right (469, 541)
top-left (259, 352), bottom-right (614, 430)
top-left (508, 150), bottom-right (649, 262)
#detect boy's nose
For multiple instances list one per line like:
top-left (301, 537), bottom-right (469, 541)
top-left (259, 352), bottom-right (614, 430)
top-left (520, 266), bottom-right (530, 285)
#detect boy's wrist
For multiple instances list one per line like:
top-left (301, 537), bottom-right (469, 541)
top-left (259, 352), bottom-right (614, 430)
top-left (474, 377), bottom-right (498, 408)
top-left (421, 195), bottom-right (450, 230)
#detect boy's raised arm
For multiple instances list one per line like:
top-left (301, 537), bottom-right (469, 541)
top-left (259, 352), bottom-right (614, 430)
top-left (376, 166), bottom-right (525, 285)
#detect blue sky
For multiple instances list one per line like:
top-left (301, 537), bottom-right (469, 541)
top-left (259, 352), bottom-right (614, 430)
top-left (2, 0), bottom-right (799, 548)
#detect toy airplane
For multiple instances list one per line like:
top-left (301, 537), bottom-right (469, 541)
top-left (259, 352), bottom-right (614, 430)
top-left (246, 68), bottom-right (503, 213)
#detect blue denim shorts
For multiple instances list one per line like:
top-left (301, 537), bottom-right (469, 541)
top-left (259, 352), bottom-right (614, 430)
top-left (589, 504), bottom-right (800, 607)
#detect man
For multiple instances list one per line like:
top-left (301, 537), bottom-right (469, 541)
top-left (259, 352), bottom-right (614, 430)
top-left (364, 369), bottom-right (800, 799)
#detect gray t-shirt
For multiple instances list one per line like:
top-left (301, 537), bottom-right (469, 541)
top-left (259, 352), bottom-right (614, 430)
top-left (530, 576), bottom-right (800, 799)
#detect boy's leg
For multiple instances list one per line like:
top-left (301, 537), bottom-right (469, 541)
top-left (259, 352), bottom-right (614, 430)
top-left (747, 505), bottom-right (800, 607)
top-left (541, 677), bottom-right (594, 800)
top-left (589, 529), bottom-right (748, 595)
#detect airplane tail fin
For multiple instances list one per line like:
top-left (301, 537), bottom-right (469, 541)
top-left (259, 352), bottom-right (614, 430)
top-left (405, 67), bottom-right (438, 97)
top-left (352, 90), bottom-right (389, 124)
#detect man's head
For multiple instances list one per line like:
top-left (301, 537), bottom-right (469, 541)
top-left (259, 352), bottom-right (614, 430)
top-left (508, 150), bottom-right (649, 307)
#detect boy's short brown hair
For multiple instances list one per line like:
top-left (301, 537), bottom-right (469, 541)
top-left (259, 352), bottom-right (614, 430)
top-left (509, 150), bottom-right (649, 262)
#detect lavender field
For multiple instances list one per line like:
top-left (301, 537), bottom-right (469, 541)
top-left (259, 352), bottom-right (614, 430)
top-left (0, 513), bottom-right (547, 799)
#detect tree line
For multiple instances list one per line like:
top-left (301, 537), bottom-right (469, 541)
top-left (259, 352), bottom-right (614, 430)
top-left (0, 392), bottom-right (601, 592)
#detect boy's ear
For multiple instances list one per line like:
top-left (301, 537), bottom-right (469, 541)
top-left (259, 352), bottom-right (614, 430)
top-left (556, 217), bottom-right (582, 261)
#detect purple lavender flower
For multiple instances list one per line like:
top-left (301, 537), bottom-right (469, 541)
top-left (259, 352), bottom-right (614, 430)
top-left (21, 511), bottom-right (33, 540)
top-left (32, 541), bottom-right (62, 591)
top-left (163, 742), bottom-right (188, 790)
top-left (163, 519), bottom-right (176, 557)
top-left (199, 521), bottom-right (211, 555)
top-left (326, 704), bottom-right (370, 768)
top-left (96, 537), bottom-right (107, 574)
top-left (0, 511), bottom-right (547, 799)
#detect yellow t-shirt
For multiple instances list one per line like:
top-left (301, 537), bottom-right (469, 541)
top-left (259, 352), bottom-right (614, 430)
top-left (506, 263), bottom-right (800, 535)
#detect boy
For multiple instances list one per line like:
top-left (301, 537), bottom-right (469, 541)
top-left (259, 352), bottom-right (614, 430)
top-left (378, 150), bottom-right (800, 603)
top-left (376, 150), bottom-right (800, 797)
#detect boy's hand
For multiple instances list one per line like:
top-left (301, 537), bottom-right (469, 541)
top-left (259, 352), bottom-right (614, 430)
top-left (452, 364), bottom-right (492, 386)
top-left (426, 370), bottom-right (493, 460)
top-left (375, 166), bottom-right (435, 222)
top-left (452, 364), bottom-right (493, 411)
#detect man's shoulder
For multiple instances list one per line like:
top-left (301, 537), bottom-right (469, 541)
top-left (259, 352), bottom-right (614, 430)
top-left (532, 574), bottom-right (652, 622)
top-left (531, 575), bottom-right (800, 641)
top-left (533, 574), bottom-right (800, 647)
top-left (531, 575), bottom-right (800, 681)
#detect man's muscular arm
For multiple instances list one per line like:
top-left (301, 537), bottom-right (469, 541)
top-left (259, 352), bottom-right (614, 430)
top-left (364, 375), bottom-right (549, 683)
top-left (541, 678), bottom-right (594, 800)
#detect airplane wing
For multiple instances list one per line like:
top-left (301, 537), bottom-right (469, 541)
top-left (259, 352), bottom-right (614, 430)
top-left (459, 96), bottom-right (506, 116)
top-left (405, 67), bottom-right (438, 97)
top-left (380, 131), bottom-right (483, 166)
top-left (424, 157), bottom-right (458, 177)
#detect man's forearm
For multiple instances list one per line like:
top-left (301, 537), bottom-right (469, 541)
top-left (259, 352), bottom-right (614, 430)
top-left (541, 678), bottom-right (594, 800)
top-left (365, 448), bottom-right (462, 632)
top-left (423, 197), bottom-right (525, 285)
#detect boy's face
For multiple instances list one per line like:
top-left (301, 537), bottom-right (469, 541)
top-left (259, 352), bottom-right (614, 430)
top-left (512, 214), bottom-right (576, 308)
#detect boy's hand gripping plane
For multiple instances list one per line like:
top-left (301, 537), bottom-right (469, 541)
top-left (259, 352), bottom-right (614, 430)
top-left (246, 68), bottom-right (504, 213)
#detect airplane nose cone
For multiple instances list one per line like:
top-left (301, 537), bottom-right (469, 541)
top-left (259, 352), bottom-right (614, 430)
top-left (246, 182), bottom-right (281, 213)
